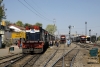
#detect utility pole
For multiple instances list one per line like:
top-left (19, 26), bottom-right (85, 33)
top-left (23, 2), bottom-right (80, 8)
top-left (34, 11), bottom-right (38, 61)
top-left (96, 33), bottom-right (97, 42)
top-left (76, 31), bottom-right (77, 36)
top-left (89, 29), bottom-right (91, 43)
top-left (53, 19), bottom-right (56, 40)
top-left (85, 22), bottom-right (87, 36)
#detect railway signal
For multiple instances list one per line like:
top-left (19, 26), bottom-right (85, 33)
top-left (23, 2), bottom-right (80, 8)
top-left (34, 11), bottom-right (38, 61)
top-left (68, 25), bottom-right (74, 40)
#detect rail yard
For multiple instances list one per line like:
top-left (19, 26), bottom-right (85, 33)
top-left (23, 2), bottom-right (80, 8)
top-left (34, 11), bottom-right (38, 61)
top-left (0, 23), bottom-right (100, 67)
top-left (0, 0), bottom-right (100, 67)
top-left (0, 42), bottom-right (100, 67)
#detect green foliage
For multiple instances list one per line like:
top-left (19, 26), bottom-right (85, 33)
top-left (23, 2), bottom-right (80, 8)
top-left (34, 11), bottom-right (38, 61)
top-left (5, 20), bottom-right (11, 26)
top-left (24, 23), bottom-right (31, 27)
top-left (46, 24), bottom-right (57, 35)
top-left (0, 0), bottom-right (6, 21)
top-left (4, 40), bottom-right (12, 47)
top-left (35, 22), bottom-right (42, 27)
top-left (97, 36), bottom-right (100, 41)
top-left (15, 20), bottom-right (23, 27)
top-left (7, 42), bottom-right (12, 47)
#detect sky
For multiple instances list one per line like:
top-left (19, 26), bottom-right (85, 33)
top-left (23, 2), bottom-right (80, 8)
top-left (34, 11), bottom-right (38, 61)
top-left (3, 0), bottom-right (100, 36)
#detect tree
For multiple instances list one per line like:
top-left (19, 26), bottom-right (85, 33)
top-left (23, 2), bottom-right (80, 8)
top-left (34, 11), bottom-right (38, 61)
top-left (5, 20), bottom-right (11, 26)
top-left (24, 23), bottom-right (31, 27)
top-left (35, 22), bottom-right (42, 27)
top-left (46, 24), bottom-right (57, 35)
top-left (15, 20), bottom-right (23, 27)
top-left (0, 0), bottom-right (6, 28)
top-left (97, 36), bottom-right (100, 41)
top-left (4, 20), bottom-right (11, 30)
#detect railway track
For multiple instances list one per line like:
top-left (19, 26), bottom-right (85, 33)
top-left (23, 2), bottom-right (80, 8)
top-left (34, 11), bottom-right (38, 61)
top-left (0, 54), bottom-right (42, 67)
top-left (21, 54), bottom-right (41, 67)
top-left (0, 53), bottom-right (22, 60)
top-left (52, 46), bottom-right (79, 67)
top-left (0, 54), bottom-right (26, 67)
top-left (43, 44), bottom-right (77, 67)
top-left (43, 45), bottom-right (61, 67)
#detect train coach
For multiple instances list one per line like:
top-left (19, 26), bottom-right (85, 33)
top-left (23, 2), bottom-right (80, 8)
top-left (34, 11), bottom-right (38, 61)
top-left (86, 35), bottom-right (96, 43)
top-left (72, 35), bottom-right (97, 43)
top-left (18, 25), bottom-right (55, 54)
top-left (91, 35), bottom-right (96, 43)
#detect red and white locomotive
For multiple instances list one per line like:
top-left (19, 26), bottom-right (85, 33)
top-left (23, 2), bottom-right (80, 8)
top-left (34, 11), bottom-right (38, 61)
top-left (20, 25), bottom-right (55, 53)
top-left (80, 35), bottom-right (86, 43)
top-left (60, 35), bottom-right (66, 44)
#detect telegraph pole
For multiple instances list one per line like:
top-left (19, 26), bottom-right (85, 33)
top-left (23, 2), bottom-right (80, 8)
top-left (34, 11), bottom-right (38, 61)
top-left (85, 22), bottom-right (87, 36)
top-left (89, 29), bottom-right (91, 43)
top-left (53, 19), bottom-right (56, 40)
top-left (96, 33), bottom-right (97, 42)
top-left (76, 31), bottom-right (77, 36)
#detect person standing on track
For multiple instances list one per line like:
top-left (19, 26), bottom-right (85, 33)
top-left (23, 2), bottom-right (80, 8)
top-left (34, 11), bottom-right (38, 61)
top-left (49, 40), bottom-right (53, 46)
top-left (53, 40), bottom-right (55, 46)
top-left (67, 39), bottom-right (71, 47)
top-left (56, 40), bottom-right (59, 47)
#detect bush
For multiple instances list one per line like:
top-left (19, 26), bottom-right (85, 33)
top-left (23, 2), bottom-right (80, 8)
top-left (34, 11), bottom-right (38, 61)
top-left (3, 40), bottom-right (12, 47)
top-left (6, 41), bottom-right (12, 47)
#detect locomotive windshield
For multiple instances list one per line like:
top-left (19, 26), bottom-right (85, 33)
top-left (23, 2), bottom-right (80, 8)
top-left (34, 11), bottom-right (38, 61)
top-left (61, 38), bottom-right (66, 40)
top-left (26, 32), bottom-right (41, 41)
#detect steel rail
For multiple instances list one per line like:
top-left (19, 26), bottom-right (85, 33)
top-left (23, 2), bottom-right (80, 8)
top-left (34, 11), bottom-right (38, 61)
top-left (43, 45), bottom-right (61, 67)
top-left (51, 46), bottom-right (77, 67)
top-left (62, 46), bottom-right (78, 67)
top-left (21, 54), bottom-right (41, 67)
top-left (0, 53), bottom-right (22, 60)
top-left (4, 54), bottom-right (27, 67)
top-left (70, 49), bottom-right (79, 67)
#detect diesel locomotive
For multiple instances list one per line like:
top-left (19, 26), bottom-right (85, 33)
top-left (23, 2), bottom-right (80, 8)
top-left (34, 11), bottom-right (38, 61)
top-left (18, 25), bottom-right (55, 53)
top-left (60, 35), bottom-right (66, 44)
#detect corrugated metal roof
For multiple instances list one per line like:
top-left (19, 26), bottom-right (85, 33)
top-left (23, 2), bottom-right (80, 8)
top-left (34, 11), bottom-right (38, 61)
top-left (9, 24), bottom-right (25, 30)
top-left (8, 25), bottom-right (25, 32)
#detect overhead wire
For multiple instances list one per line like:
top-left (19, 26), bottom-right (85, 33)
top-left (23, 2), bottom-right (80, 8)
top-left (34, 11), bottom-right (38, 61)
top-left (24, 0), bottom-right (53, 22)
top-left (31, 0), bottom-right (52, 19)
top-left (18, 0), bottom-right (60, 36)
top-left (88, 26), bottom-right (100, 28)
top-left (18, 0), bottom-right (45, 19)
top-left (18, 0), bottom-right (53, 22)
top-left (24, 0), bottom-right (59, 36)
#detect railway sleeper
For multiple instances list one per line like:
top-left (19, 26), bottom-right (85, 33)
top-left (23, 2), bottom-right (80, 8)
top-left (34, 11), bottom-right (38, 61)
top-left (22, 48), bottom-right (43, 54)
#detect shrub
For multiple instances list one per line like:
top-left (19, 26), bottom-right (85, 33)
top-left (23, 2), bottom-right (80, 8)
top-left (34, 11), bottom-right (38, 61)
top-left (6, 41), bottom-right (12, 47)
top-left (3, 40), bottom-right (12, 47)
